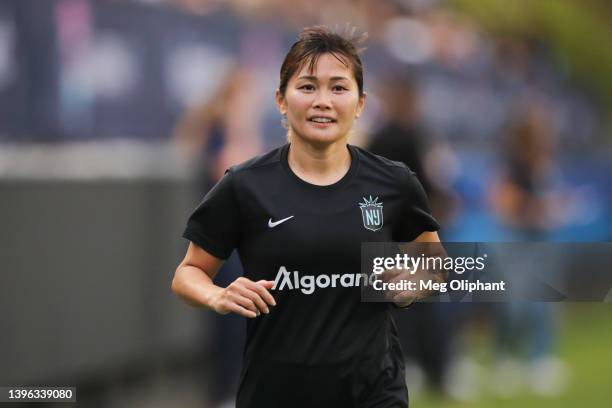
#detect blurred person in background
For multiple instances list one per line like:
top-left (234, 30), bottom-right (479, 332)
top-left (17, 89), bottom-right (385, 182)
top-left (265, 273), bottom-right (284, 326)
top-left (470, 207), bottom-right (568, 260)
top-left (173, 65), bottom-right (262, 408)
top-left (173, 65), bottom-right (262, 184)
top-left (487, 98), bottom-right (570, 397)
top-left (172, 26), bottom-right (443, 407)
top-left (368, 71), bottom-right (459, 398)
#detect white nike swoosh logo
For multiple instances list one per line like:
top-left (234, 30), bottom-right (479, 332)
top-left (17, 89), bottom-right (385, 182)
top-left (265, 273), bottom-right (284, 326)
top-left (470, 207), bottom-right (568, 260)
top-left (268, 215), bottom-right (294, 228)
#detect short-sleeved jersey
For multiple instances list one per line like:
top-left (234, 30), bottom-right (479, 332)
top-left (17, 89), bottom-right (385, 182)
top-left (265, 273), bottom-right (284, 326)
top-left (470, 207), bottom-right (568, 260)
top-left (183, 143), bottom-right (440, 407)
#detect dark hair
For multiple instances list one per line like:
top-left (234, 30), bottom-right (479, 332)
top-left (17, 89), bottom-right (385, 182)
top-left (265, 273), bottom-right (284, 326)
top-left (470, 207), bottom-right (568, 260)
top-left (278, 25), bottom-right (367, 98)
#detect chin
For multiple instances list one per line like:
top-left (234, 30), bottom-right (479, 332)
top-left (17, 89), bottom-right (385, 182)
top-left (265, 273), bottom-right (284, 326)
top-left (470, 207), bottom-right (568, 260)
top-left (294, 129), bottom-right (346, 147)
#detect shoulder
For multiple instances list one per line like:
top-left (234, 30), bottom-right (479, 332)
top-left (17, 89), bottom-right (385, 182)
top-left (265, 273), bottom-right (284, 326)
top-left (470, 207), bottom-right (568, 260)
top-left (352, 145), bottom-right (428, 198)
top-left (227, 145), bottom-right (284, 176)
top-left (351, 144), bottom-right (416, 180)
top-left (351, 144), bottom-right (409, 170)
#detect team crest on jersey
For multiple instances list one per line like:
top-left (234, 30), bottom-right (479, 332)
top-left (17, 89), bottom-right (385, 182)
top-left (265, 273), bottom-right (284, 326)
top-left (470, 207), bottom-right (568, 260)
top-left (359, 196), bottom-right (384, 231)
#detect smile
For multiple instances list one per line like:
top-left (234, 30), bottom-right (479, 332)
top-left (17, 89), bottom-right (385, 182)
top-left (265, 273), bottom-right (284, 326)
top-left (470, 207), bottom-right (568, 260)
top-left (308, 117), bottom-right (337, 124)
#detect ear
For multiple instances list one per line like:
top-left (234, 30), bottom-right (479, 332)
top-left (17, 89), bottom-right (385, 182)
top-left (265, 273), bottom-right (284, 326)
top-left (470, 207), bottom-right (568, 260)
top-left (355, 91), bottom-right (367, 118)
top-left (275, 89), bottom-right (286, 115)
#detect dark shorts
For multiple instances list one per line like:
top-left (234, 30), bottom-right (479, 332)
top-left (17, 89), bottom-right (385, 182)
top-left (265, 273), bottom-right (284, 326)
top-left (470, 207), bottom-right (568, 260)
top-left (236, 350), bottom-right (408, 408)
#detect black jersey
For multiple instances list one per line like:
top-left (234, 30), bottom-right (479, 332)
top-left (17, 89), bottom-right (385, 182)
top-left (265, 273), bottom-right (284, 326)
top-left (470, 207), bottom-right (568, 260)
top-left (183, 143), bottom-right (440, 407)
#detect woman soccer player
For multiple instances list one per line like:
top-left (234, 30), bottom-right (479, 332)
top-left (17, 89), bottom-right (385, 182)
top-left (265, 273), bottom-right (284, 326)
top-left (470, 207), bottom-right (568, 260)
top-left (172, 26), bottom-right (441, 408)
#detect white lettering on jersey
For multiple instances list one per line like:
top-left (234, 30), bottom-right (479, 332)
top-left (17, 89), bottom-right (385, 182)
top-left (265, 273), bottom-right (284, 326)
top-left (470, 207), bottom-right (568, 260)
top-left (272, 266), bottom-right (377, 295)
top-left (272, 266), bottom-right (293, 290)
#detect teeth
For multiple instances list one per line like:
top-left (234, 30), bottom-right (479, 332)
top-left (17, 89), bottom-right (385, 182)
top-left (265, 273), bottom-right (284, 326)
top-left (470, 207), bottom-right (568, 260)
top-left (311, 118), bottom-right (333, 123)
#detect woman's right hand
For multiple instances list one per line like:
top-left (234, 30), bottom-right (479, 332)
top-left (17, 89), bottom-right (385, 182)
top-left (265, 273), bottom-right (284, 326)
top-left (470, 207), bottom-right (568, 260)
top-left (211, 277), bottom-right (276, 318)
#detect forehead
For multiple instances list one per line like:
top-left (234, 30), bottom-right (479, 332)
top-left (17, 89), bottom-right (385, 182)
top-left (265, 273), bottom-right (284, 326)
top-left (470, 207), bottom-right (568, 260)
top-left (294, 52), bottom-right (354, 80)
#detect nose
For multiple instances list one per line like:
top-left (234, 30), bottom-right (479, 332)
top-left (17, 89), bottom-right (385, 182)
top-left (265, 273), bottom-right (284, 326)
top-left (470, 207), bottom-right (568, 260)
top-left (312, 89), bottom-right (332, 110)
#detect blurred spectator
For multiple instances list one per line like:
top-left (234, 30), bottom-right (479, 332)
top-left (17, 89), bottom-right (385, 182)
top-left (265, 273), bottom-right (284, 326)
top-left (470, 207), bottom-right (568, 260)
top-left (489, 100), bottom-right (572, 232)
top-left (487, 98), bottom-right (570, 397)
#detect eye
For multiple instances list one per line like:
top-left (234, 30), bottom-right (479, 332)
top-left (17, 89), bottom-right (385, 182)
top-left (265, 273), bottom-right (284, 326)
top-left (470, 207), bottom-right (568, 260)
top-left (333, 85), bottom-right (348, 92)
top-left (299, 84), bottom-right (315, 91)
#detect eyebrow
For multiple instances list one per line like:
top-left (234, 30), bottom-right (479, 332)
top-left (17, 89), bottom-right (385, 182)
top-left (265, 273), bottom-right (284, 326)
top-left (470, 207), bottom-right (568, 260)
top-left (297, 75), bottom-right (350, 81)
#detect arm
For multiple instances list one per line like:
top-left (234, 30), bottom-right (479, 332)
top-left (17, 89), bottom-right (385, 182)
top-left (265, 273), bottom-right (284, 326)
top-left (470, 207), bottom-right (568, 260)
top-left (391, 230), bottom-right (447, 307)
top-left (171, 242), bottom-right (276, 318)
top-left (412, 230), bottom-right (448, 285)
top-left (413, 230), bottom-right (440, 243)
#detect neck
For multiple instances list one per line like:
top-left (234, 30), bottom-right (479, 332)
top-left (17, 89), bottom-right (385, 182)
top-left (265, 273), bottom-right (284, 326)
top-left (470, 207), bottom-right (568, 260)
top-left (287, 135), bottom-right (352, 186)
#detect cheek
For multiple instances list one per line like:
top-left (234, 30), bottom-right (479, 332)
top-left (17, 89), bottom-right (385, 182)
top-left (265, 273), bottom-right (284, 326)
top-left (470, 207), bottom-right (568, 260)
top-left (337, 96), bottom-right (360, 117)
top-left (285, 90), bottom-right (311, 108)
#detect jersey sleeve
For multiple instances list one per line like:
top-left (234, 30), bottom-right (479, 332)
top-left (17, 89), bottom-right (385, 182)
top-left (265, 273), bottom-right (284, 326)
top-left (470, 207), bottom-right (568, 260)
top-left (394, 169), bottom-right (440, 241)
top-left (182, 169), bottom-right (242, 259)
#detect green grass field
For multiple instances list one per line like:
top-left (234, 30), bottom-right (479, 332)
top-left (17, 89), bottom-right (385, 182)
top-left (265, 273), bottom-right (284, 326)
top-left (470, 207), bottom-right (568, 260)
top-left (413, 304), bottom-right (612, 408)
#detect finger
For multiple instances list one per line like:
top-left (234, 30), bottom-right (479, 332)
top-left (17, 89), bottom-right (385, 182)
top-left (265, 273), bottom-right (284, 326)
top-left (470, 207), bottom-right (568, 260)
top-left (253, 280), bottom-right (277, 306)
top-left (381, 271), bottom-right (406, 285)
top-left (238, 287), bottom-right (269, 314)
top-left (242, 279), bottom-right (275, 308)
top-left (257, 280), bottom-right (275, 289)
top-left (380, 268), bottom-right (403, 282)
top-left (392, 291), bottom-right (416, 306)
top-left (394, 297), bottom-right (415, 308)
top-left (231, 293), bottom-right (260, 315)
top-left (390, 272), bottom-right (414, 286)
top-left (226, 302), bottom-right (258, 318)
top-left (229, 279), bottom-right (263, 311)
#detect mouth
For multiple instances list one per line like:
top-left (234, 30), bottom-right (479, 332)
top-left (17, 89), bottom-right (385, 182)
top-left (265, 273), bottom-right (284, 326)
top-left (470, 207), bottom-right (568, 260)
top-left (308, 116), bottom-right (337, 126)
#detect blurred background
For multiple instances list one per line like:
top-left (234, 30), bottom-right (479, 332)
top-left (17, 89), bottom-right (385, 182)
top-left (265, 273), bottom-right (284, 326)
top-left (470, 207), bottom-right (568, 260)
top-left (1, 0), bottom-right (611, 407)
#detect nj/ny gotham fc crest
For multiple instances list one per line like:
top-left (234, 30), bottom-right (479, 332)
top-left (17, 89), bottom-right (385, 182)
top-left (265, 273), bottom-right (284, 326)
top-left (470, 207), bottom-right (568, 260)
top-left (359, 196), bottom-right (384, 231)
